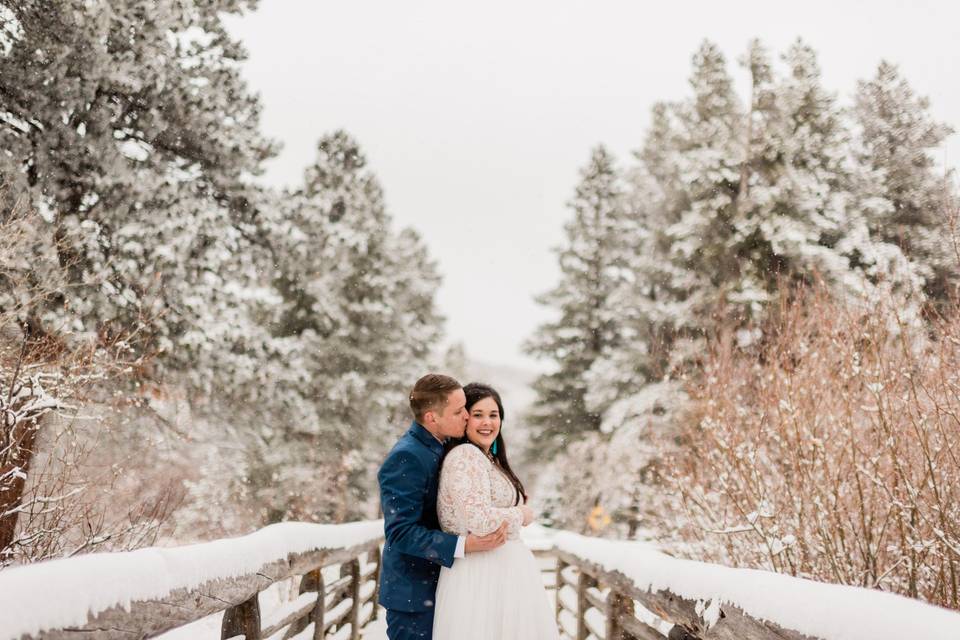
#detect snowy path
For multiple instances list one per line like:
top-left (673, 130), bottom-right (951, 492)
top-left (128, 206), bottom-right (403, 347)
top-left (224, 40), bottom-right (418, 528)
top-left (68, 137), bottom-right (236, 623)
top-left (359, 610), bottom-right (388, 639)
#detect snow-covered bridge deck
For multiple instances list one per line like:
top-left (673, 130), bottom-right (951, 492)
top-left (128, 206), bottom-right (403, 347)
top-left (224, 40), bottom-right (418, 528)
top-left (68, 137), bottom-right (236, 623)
top-left (1, 521), bottom-right (958, 640)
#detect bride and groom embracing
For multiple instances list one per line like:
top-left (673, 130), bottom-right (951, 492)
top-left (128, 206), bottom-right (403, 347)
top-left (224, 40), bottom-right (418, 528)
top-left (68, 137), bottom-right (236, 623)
top-left (377, 374), bottom-right (560, 640)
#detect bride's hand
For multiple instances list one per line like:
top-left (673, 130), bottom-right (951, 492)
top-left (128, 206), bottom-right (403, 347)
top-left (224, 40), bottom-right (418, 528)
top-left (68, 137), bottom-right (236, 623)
top-left (520, 504), bottom-right (534, 526)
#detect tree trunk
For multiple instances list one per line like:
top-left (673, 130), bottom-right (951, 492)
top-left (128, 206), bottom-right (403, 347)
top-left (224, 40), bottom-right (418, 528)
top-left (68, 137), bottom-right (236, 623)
top-left (0, 413), bottom-right (43, 558)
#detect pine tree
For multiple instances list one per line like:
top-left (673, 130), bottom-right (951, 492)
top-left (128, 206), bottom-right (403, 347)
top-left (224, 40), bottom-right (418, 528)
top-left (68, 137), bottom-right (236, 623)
top-left (660, 41), bottom-right (748, 330)
top-left (0, 0), bottom-right (277, 387)
top-left (253, 131), bottom-right (444, 521)
top-left (585, 43), bottom-right (752, 431)
top-left (854, 61), bottom-right (956, 300)
top-left (583, 164), bottom-right (675, 420)
top-left (754, 41), bottom-right (921, 303)
top-left (0, 1), bottom-right (447, 531)
top-left (655, 40), bottom-right (916, 333)
top-left (276, 131), bottom-right (397, 433)
top-left (525, 146), bottom-right (630, 451)
top-left (736, 40), bottom-right (861, 297)
top-left (585, 40), bottom-right (921, 433)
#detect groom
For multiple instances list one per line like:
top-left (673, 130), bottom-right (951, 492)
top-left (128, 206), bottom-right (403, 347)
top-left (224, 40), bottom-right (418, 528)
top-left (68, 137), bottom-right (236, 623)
top-left (378, 373), bottom-right (508, 640)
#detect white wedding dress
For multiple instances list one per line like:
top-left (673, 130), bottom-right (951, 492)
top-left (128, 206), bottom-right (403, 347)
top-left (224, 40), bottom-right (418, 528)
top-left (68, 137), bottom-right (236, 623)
top-left (433, 444), bottom-right (560, 640)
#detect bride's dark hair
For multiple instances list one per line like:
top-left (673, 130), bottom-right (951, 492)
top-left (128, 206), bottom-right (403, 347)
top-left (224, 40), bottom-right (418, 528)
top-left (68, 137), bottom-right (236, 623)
top-left (445, 382), bottom-right (527, 505)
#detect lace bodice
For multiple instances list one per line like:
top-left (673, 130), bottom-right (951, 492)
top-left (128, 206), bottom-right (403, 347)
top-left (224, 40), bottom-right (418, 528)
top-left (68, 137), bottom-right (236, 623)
top-left (437, 444), bottom-right (524, 539)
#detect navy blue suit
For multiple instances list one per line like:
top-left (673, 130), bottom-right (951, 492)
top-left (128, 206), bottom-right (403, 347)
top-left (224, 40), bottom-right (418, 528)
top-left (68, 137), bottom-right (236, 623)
top-left (378, 422), bottom-right (459, 640)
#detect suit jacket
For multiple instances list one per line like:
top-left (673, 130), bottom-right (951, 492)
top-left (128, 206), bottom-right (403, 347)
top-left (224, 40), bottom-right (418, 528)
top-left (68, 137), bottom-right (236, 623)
top-left (377, 421), bottom-right (459, 612)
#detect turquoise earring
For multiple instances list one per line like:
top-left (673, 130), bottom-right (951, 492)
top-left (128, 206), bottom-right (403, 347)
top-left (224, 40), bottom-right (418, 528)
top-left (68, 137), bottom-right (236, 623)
top-left (491, 440), bottom-right (498, 456)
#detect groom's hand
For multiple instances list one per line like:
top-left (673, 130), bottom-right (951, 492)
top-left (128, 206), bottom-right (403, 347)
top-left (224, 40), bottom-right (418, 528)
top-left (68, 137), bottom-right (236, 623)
top-left (464, 521), bottom-right (508, 553)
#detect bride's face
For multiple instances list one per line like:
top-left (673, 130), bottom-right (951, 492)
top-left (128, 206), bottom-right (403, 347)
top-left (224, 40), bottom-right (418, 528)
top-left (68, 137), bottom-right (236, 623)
top-left (466, 396), bottom-right (501, 452)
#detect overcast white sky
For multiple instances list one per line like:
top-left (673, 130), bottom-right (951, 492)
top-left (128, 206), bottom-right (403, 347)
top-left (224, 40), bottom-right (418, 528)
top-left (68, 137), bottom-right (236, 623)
top-left (225, 0), bottom-right (959, 372)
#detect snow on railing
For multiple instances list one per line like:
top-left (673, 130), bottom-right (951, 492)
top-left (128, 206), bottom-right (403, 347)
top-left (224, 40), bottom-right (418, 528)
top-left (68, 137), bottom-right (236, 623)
top-left (0, 520), bottom-right (384, 640)
top-left (547, 530), bottom-right (960, 640)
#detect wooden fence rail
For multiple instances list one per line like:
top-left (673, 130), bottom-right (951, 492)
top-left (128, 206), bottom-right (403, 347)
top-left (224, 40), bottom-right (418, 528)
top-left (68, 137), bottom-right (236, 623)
top-left (221, 544), bottom-right (381, 640)
top-left (14, 539), bottom-right (382, 640)
top-left (534, 549), bottom-right (815, 640)
top-left (9, 528), bottom-right (958, 640)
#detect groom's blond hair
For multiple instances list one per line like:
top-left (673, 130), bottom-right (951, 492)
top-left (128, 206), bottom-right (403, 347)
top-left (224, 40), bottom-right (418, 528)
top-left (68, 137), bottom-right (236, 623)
top-left (410, 373), bottom-right (461, 422)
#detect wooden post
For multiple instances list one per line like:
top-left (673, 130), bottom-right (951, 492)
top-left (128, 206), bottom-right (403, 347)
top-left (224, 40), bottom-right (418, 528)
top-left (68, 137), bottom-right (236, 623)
top-left (576, 569), bottom-right (593, 640)
top-left (369, 547), bottom-right (382, 620)
top-left (668, 625), bottom-right (700, 640)
top-left (343, 558), bottom-right (361, 640)
top-left (555, 557), bottom-right (566, 627)
top-left (221, 594), bottom-right (261, 640)
top-left (284, 568), bottom-right (325, 640)
top-left (606, 589), bottom-right (635, 640)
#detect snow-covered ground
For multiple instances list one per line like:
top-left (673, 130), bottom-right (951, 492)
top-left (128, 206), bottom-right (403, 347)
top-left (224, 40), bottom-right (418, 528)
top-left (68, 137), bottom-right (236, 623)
top-left (154, 581), bottom-right (390, 640)
top-left (360, 611), bottom-right (389, 639)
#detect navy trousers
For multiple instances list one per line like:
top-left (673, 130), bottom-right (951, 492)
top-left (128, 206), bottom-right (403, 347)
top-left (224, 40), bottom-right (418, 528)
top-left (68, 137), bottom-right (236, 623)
top-left (385, 608), bottom-right (434, 640)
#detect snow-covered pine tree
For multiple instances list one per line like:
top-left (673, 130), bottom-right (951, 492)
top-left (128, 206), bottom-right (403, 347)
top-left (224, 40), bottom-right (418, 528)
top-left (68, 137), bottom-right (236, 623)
top-left (525, 146), bottom-right (630, 452)
top-left (658, 41), bottom-right (748, 337)
top-left (439, 342), bottom-right (470, 383)
top-left (587, 41), bottom-right (916, 440)
top-left (734, 40), bottom-right (861, 297)
top-left (754, 40), bottom-right (924, 306)
top-left (274, 131), bottom-right (401, 435)
top-left (854, 61), bottom-right (956, 301)
top-left (0, 0), bottom-right (276, 388)
top-left (588, 101), bottom-right (698, 406)
top-left (382, 225), bottom-right (445, 422)
top-left (652, 39), bottom-right (914, 339)
top-left (0, 0), bottom-right (294, 541)
top-left (582, 164), bottom-right (676, 422)
top-left (252, 131), bottom-right (444, 522)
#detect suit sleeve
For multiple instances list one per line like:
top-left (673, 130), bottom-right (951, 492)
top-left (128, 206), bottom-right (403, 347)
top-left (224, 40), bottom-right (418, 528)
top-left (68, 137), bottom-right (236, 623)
top-left (378, 449), bottom-right (459, 568)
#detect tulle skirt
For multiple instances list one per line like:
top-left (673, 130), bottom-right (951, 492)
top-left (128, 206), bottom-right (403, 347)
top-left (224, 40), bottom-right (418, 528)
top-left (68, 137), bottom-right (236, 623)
top-left (432, 539), bottom-right (560, 640)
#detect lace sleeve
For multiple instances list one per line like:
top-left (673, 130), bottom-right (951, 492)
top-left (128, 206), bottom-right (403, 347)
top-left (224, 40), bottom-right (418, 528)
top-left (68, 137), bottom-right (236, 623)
top-left (441, 445), bottom-right (524, 537)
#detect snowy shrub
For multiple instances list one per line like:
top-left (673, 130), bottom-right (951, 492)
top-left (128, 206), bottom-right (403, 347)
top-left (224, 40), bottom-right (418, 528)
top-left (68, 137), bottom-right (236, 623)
top-left (0, 203), bottom-right (175, 566)
top-left (670, 283), bottom-right (960, 609)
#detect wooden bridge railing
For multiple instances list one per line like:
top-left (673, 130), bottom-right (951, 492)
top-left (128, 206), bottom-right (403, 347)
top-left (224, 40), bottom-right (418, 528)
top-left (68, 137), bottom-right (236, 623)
top-left (534, 549), bottom-right (809, 640)
top-left (220, 542), bottom-right (382, 640)
top-left (533, 532), bottom-right (960, 640)
top-left (2, 522), bottom-right (386, 640)
top-left (6, 524), bottom-right (959, 640)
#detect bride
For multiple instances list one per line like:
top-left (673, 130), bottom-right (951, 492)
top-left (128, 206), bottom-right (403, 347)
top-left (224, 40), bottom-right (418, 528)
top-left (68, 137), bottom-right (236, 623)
top-left (433, 382), bottom-right (560, 639)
